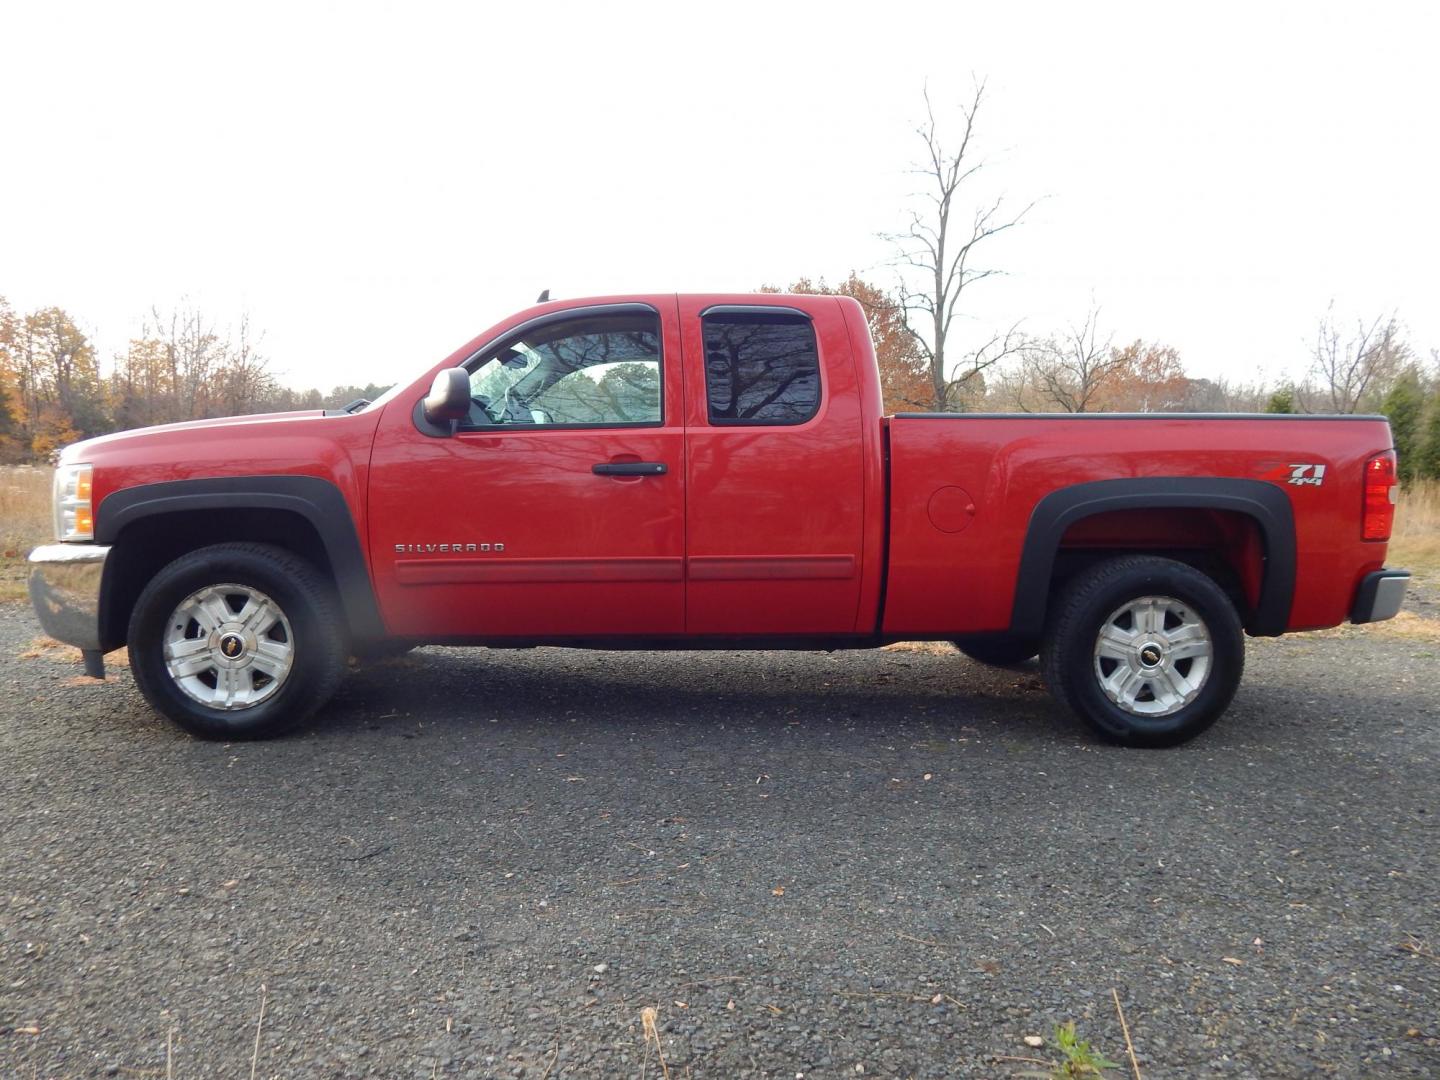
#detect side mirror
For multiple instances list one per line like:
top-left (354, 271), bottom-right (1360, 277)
top-left (423, 368), bottom-right (470, 426)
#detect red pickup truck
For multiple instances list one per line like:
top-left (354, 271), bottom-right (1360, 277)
top-left (29, 294), bottom-right (1407, 746)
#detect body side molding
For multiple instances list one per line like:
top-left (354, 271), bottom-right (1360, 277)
top-left (96, 475), bottom-right (385, 642)
top-left (1009, 477), bottom-right (1296, 638)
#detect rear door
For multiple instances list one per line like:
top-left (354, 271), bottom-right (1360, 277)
top-left (680, 297), bottom-right (868, 635)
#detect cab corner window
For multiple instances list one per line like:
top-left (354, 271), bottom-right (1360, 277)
top-left (702, 311), bottom-right (820, 426)
top-left (462, 310), bottom-right (662, 429)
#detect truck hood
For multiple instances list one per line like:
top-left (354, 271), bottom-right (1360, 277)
top-left (59, 410), bottom-right (327, 463)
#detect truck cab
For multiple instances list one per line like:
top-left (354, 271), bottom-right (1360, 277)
top-left (366, 294), bottom-right (884, 642)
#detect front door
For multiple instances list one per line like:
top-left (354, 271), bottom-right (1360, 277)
top-left (368, 300), bottom-right (686, 639)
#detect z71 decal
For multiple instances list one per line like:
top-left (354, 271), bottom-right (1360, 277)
top-left (1261, 462), bottom-right (1326, 487)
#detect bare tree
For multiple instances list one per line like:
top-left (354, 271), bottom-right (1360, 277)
top-left (1304, 304), bottom-right (1407, 413)
top-left (889, 81), bottom-right (1032, 411)
top-left (217, 313), bottom-right (276, 415)
top-left (1178, 376), bottom-right (1273, 413)
top-left (111, 305), bottom-right (280, 423)
top-left (1017, 307), bottom-right (1127, 413)
top-left (146, 303), bottom-right (226, 420)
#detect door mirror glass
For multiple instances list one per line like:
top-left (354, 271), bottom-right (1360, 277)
top-left (423, 368), bottom-right (471, 426)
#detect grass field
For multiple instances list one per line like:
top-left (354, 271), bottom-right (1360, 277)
top-left (0, 466), bottom-right (51, 602)
top-left (1390, 477), bottom-right (1440, 575)
top-left (1, 467), bottom-right (1438, 603)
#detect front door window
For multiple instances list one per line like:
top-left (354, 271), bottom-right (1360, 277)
top-left (464, 313), bottom-right (662, 428)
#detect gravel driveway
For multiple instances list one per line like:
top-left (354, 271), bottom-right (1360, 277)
top-left (2, 600), bottom-right (1437, 1078)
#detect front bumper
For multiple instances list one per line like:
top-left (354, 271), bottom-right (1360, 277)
top-left (1350, 569), bottom-right (1409, 624)
top-left (28, 543), bottom-right (111, 651)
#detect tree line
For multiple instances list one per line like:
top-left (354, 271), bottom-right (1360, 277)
top-left (0, 296), bottom-right (384, 462)
top-left (4, 286), bottom-right (1440, 482)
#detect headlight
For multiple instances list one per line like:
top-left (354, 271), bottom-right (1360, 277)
top-left (54, 463), bottom-right (95, 541)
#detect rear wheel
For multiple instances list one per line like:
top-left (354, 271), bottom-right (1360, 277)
top-left (1041, 555), bottom-right (1244, 747)
top-left (954, 636), bottom-right (1039, 667)
top-left (127, 543), bottom-right (346, 739)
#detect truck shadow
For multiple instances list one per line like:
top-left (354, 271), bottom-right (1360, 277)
top-left (315, 641), bottom-right (1412, 755)
top-left (318, 645), bottom-right (1094, 748)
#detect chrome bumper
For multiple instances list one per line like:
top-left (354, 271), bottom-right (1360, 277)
top-left (1350, 569), bottom-right (1409, 625)
top-left (28, 543), bottom-right (110, 652)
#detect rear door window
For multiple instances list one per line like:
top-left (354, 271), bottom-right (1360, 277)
top-left (701, 311), bottom-right (820, 425)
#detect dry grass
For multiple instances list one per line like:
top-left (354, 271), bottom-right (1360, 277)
top-left (17, 635), bottom-right (129, 666)
top-left (1316, 611), bottom-right (1440, 643)
top-left (0, 466), bottom-right (52, 601)
top-left (19, 634), bottom-right (82, 661)
top-left (1362, 610), bottom-right (1440, 642)
top-left (1391, 478), bottom-right (1440, 574)
top-left (881, 640), bottom-right (959, 656)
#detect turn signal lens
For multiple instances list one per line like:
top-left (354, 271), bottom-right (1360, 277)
top-left (1362, 452), bottom-right (1397, 541)
top-left (53, 463), bottom-right (95, 541)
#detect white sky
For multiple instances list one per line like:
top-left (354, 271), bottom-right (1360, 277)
top-left (3, 0), bottom-right (1437, 393)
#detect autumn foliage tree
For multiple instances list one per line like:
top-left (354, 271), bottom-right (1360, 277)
top-left (0, 295), bottom-right (294, 458)
top-left (0, 302), bottom-right (106, 456)
top-left (760, 274), bottom-right (931, 413)
top-left (0, 299), bottom-right (22, 462)
top-left (108, 336), bottom-right (172, 431)
top-left (110, 304), bottom-right (282, 427)
top-left (1101, 340), bottom-right (1188, 412)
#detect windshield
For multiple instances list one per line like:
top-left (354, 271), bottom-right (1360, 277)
top-left (469, 343), bottom-right (544, 405)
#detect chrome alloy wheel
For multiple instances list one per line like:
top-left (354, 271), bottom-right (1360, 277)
top-left (162, 584), bottom-right (295, 710)
top-left (1092, 594), bottom-right (1213, 717)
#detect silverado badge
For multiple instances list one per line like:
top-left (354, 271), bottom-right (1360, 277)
top-left (394, 543), bottom-right (505, 554)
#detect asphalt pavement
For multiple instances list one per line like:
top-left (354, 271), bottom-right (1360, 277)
top-left (1, 601), bottom-right (1437, 1078)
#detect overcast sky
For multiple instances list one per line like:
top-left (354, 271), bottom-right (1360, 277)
top-left (3, 0), bottom-right (1437, 393)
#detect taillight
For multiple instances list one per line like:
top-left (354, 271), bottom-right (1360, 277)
top-left (1362, 452), bottom-right (1397, 541)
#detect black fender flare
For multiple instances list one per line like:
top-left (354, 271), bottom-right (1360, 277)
top-left (1009, 477), bottom-right (1296, 638)
top-left (95, 475), bottom-right (385, 644)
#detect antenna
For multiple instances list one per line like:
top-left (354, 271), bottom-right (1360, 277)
top-left (536, 289), bottom-right (550, 303)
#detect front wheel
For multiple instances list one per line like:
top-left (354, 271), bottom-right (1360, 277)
top-left (127, 543), bottom-right (347, 739)
top-left (1041, 555), bottom-right (1244, 748)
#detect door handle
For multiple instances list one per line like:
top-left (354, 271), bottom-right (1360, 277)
top-left (592, 461), bottom-right (668, 477)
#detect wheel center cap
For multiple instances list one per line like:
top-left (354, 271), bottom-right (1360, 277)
top-left (218, 632), bottom-right (246, 659)
top-left (1139, 643), bottom-right (1164, 667)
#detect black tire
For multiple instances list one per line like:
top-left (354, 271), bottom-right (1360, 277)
top-left (955, 636), bottom-right (1039, 667)
top-left (127, 543), bottom-right (347, 740)
top-left (1040, 555), bottom-right (1244, 748)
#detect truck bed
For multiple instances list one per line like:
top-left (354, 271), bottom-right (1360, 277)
top-left (882, 412), bottom-right (1395, 637)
